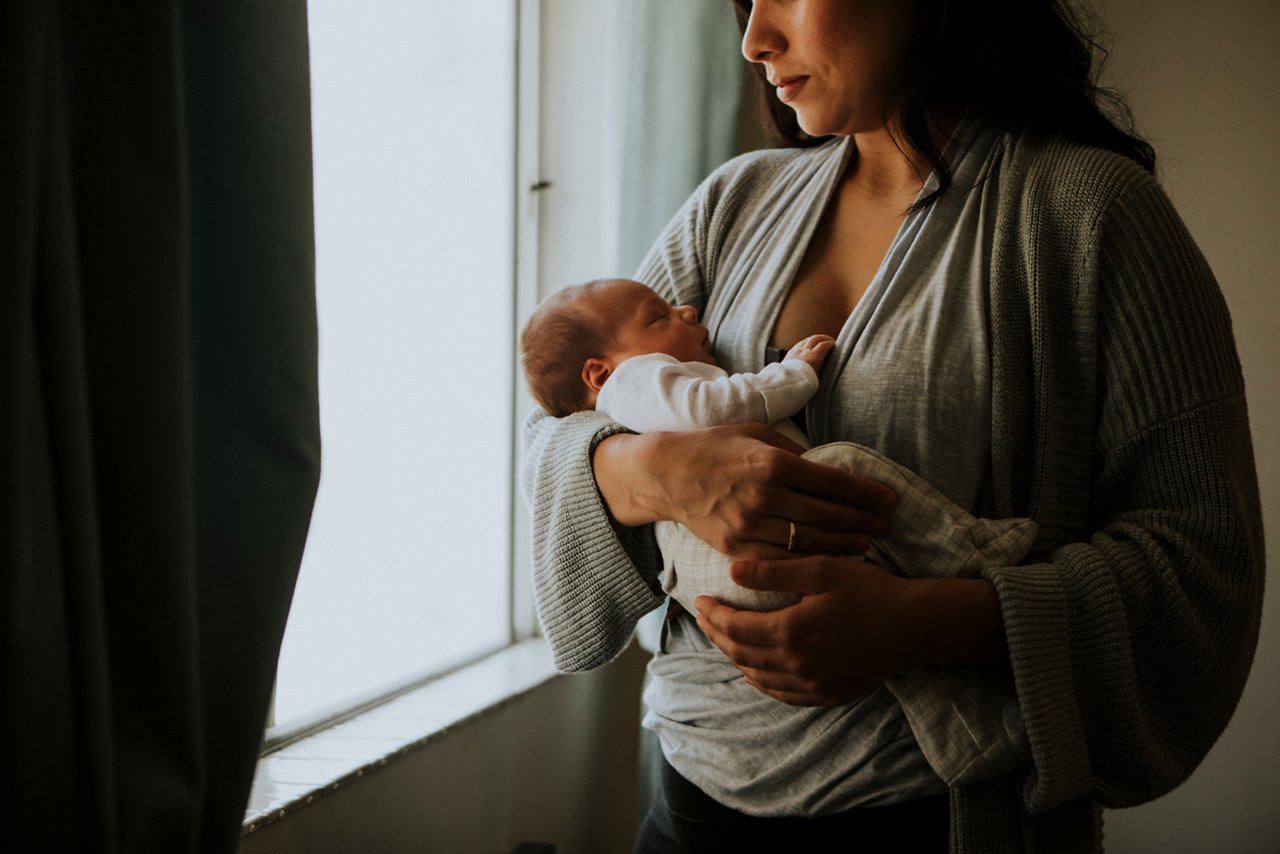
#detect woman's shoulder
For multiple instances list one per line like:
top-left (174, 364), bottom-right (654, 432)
top-left (1000, 129), bottom-right (1159, 220)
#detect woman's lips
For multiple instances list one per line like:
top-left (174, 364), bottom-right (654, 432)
top-left (775, 75), bottom-right (808, 104)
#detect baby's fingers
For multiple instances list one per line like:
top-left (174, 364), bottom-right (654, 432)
top-left (809, 338), bottom-right (835, 359)
top-left (789, 334), bottom-right (829, 354)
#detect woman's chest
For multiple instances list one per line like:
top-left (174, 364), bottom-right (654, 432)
top-left (709, 182), bottom-right (1002, 511)
top-left (770, 183), bottom-right (912, 347)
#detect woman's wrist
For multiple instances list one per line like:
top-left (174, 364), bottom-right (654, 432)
top-left (904, 576), bottom-right (1008, 669)
top-left (591, 431), bottom-right (669, 527)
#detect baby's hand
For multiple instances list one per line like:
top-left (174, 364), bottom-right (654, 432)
top-left (785, 334), bottom-right (836, 372)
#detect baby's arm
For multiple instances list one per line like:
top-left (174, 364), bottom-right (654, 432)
top-left (598, 336), bottom-right (835, 433)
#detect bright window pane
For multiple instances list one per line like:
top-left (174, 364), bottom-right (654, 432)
top-left (274, 0), bottom-right (516, 727)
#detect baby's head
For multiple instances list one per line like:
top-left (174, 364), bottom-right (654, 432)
top-left (520, 278), bottom-right (715, 416)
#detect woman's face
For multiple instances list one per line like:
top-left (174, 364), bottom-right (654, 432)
top-left (740, 0), bottom-right (917, 137)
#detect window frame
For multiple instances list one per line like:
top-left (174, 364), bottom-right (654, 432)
top-left (260, 0), bottom-right (540, 753)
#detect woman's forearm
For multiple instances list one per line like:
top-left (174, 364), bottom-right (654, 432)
top-left (908, 576), bottom-right (1009, 667)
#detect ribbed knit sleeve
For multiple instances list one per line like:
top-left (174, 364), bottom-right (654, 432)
top-left (520, 409), bottom-right (665, 672)
top-left (983, 148), bottom-right (1265, 819)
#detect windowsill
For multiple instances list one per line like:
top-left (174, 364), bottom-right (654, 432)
top-left (242, 638), bottom-right (559, 834)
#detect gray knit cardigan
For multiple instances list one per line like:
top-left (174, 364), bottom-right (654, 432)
top-left (520, 129), bottom-right (1265, 852)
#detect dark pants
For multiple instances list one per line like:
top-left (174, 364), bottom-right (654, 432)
top-left (635, 757), bottom-right (949, 853)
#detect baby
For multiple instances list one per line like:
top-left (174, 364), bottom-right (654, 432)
top-left (520, 277), bottom-right (837, 611)
top-left (520, 277), bottom-right (832, 445)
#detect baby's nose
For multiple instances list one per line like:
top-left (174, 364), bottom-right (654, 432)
top-left (676, 305), bottom-right (698, 323)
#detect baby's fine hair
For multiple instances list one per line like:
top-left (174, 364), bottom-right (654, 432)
top-left (519, 280), bottom-right (617, 417)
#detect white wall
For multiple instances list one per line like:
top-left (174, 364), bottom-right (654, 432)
top-left (1092, 2), bottom-right (1280, 851)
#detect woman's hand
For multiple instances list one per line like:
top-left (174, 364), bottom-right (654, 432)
top-left (695, 557), bottom-right (1007, 706)
top-left (592, 424), bottom-right (898, 559)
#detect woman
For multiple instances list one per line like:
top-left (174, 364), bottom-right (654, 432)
top-left (522, 1), bottom-right (1264, 851)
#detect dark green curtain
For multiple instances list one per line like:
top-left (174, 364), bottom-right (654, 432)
top-left (2, 2), bottom-right (319, 852)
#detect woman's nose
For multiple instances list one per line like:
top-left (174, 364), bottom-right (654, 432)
top-left (741, 3), bottom-right (783, 63)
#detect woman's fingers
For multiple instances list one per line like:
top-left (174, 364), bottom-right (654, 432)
top-left (728, 519), bottom-right (868, 560)
top-left (710, 459), bottom-right (893, 558)
top-left (749, 449), bottom-right (897, 539)
top-left (633, 424), bottom-right (897, 558)
top-left (729, 425), bottom-right (897, 521)
top-left (739, 422), bottom-right (808, 454)
top-left (695, 600), bottom-right (862, 706)
top-left (789, 519), bottom-right (871, 556)
top-left (746, 685), bottom-right (830, 706)
top-left (780, 491), bottom-right (890, 539)
top-left (714, 520), bottom-right (870, 561)
top-left (730, 556), bottom-right (844, 593)
top-left (695, 596), bottom-right (783, 649)
top-left (697, 558), bottom-right (920, 706)
top-left (740, 669), bottom-right (847, 706)
top-left (693, 559), bottom-right (844, 656)
top-left (778, 453), bottom-right (898, 514)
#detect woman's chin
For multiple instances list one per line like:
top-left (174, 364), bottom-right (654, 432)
top-left (793, 111), bottom-right (838, 139)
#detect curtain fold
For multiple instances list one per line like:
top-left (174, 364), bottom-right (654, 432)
top-left (2, 1), bottom-right (319, 851)
top-left (615, 0), bottom-right (754, 275)
top-left (183, 4), bottom-right (319, 851)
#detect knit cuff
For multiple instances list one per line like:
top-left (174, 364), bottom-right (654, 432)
top-left (523, 410), bottom-right (664, 672)
top-left (980, 558), bottom-right (1095, 812)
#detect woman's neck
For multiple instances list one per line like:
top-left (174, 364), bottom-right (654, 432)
top-left (845, 116), bottom-right (957, 200)
top-left (847, 128), bottom-right (926, 197)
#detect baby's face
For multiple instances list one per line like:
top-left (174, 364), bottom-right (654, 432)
top-left (591, 280), bottom-right (716, 367)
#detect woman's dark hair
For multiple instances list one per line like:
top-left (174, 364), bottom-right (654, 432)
top-left (731, 0), bottom-right (1156, 208)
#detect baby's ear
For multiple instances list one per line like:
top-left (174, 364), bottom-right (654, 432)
top-left (582, 358), bottom-right (612, 394)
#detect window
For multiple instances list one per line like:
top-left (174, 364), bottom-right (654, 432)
top-left (271, 0), bottom-right (523, 731)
